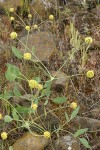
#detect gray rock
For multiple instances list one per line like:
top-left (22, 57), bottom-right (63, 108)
top-left (13, 131), bottom-right (49, 150)
top-left (91, 108), bottom-right (100, 118)
top-left (50, 70), bottom-right (69, 92)
top-left (0, 0), bottom-right (22, 10)
top-left (53, 135), bottom-right (80, 150)
top-left (74, 116), bottom-right (100, 130)
top-left (19, 31), bottom-right (56, 62)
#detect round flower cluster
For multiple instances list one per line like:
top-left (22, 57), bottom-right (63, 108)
top-left (49, 15), bottom-right (54, 20)
top-left (10, 32), bottom-right (18, 39)
top-left (28, 14), bottom-right (32, 19)
top-left (70, 102), bottom-right (77, 109)
top-left (86, 70), bottom-right (94, 78)
top-left (1, 132), bottom-right (8, 140)
top-left (28, 80), bottom-right (43, 91)
top-left (85, 37), bottom-right (93, 44)
top-left (44, 131), bottom-right (51, 138)
top-left (10, 16), bottom-right (15, 21)
top-left (33, 24), bottom-right (38, 29)
top-left (9, 8), bottom-right (14, 13)
top-left (23, 53), bottom-right (31, 60)
top-left (31, 103), bottom-right (38, 110)
top-left (25, 26), bottom-right (31, 31)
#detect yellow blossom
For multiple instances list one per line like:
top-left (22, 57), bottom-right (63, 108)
top-left (70, 102), bottom-right (77, 109)
top-left (1, 132), bottom-right (8, 140)
top-left (23, 53), bottom-right (31, 60)
top-left (10, 16), bottom-right (15, 21)
top-left (36, 84), bottom-right (43, 91)
top-left (28, 14), bottom-right (32, 19)
top-left (0, 114), bottom-right (3, 120)
top-left (31, 103), bottom-right (38, 110)
top-left (28, 80), bottom-right (37, 89)
top-left (85, 37), bottom-right (93, 44)
top-left (10, 32), bottom-right (18, 39)
top-left (33, 24), bottom-right (38, 29)
top-left (49, 15), bottom-right (54, 20)
top-left (9, 8), bottom-right (14, 13)
top-left (86, 70), bottom-right (94, 78)
top-left (44, 131), bottom-right (51, 138)
top-left (25, 26), bottom-right (31, 31)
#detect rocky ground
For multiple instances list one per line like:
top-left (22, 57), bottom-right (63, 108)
top-left (0, 0), bottom-right (100, 150)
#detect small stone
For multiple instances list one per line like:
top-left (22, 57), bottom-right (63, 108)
top-left (53, 134), bottom-right (80, 150)
top-left (13, 131), bottom-right (49, 150)
top-left (19, 32), bottom-right (56, 62)
top-left (0, 0), bottom-right (22, 11)
top-left (73, 116), bottom-right (100, 130)
top-left (30, 0), bottom-right (59, 18)
top-left (50, 70), bottom-right (68, 92)
top-left (91, 108), bottom-right (100, 118)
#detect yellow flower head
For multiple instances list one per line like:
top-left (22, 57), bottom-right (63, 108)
top-left (10, 16), bottom-right (15, 21)
top-left (25, 26), bottom-right (31, 31)
top-left (85, 37), bottom-right (93, 44)
top-left (9, 8), bottom-right (14, 13)
top-left (86, 70), bottom-right (94, 78)
top-left (1, 132), bottom-right (8, 140)
top-left (36, 84), bottom-right (43, 91)
top-left (33, 24), bottom-right (38, 29)
top-left (28, 14), bottom-right (32, 19)
top-left (10, 32), bottom-right (18, 39)
top-left (0, 113), bottom-right (3, 120)
top-left (70, 102), bottom-right (77, 109)
top-left (31, 103), bottom-right (38, 110)
top-left (23, 52), bottom-right (31, 60)
top-left (28, 80), bottom-right (37, 89)
top-left (44, 131), bottom-right (51, 138)
top-left (49, 15), bottom-right (54, 20)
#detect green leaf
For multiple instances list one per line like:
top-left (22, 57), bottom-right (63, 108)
top-left (79, 138), bottom-right (91, 148)
top-left (65, 112), bottom-right (70, 122)
top-left (16, 106), bottom-right (30, 114)
top-left (4, 115), bottom-right (13, 122)
top-left (5, 64), bottom-right (20, 81)
top-left (13, 85), bottom-right (22, 97)
top-left (12, 108), bottom-right (19, 120)
top-left (53, 97), bottom-right (67, 104)
top-left (70, 106), bottom-right (79, 120)
top-left (9, 146), bottom-right (14, 150)
top-left (0, 91), bottom-right (13, 100)
top-left (74, 128), bottom-right (88, 137)
top-left (44, 81), bottom-right (52, 97)
top-left (12, 46), bottom-right (23, 59)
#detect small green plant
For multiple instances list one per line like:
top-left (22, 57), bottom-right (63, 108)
top-left (0, 8), bottom-right (93, 150)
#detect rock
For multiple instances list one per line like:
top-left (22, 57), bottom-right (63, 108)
top-left (19, 31), bottom-right (56, 62)
top-left (50, 70), bottom-right (68, 92)
top-left (53, 134), bottom-right (80, 150)
top-left (0, 15), bottom-right (13, 42)
top-left (0, 0), bottom-right (22, 11)
top-left (30, 0), bottom-right (59, 18)
top-left (91, 108), bottom-right (100, 118)
top-left (73, 116), bottom-right (100, 130)
top-left (13, 131), bottom-right (49, 150)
